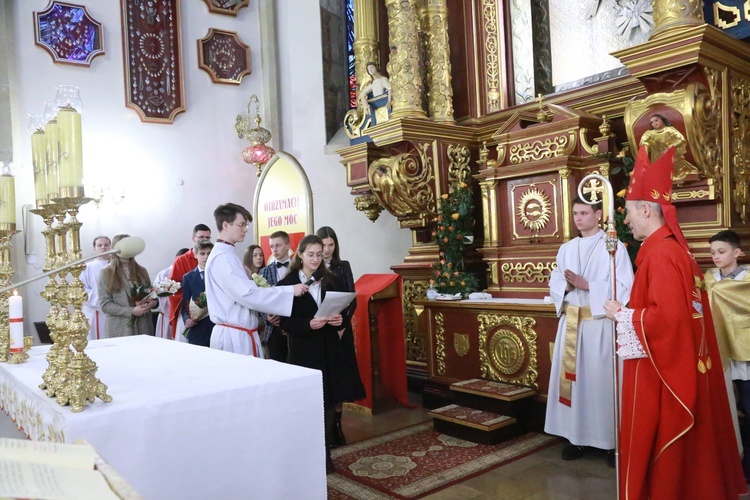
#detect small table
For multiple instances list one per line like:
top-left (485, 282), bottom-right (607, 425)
top-left (0, 336), bottom-right (326, 499)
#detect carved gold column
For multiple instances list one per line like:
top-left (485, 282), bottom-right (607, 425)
top-left (651, 0), bottom-right (703, 40)
top-left (419, 0), bottom-right (454, 123)
top-left (385, 0), bottom-right (427, 119)
top-left (353, 0), bottom-right (381, 105)
top-left (558, 167), bottom-right (572, 241)
top-left (481, 0), bottom-right (502, 112)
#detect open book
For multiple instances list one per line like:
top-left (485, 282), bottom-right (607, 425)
top-left (0, 438), bottom-right (125, 500)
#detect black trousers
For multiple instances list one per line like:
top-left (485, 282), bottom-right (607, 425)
top-left (267, 327), bottom-right (289, 362)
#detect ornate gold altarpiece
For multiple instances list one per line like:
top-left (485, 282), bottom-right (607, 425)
top-left (338, 0), bottom-right (750, 403)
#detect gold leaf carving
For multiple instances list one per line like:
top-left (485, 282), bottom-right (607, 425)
top-left (731, 73), bottom-right (750, 223)
top-left (509, 132), bottom-right (577, 164)
top-left (369, 143), bottom-right (435, 218)
top-left (435, 312), bottom-right (446, 375)
top-left (516, 188), bottom-right (552, 232)
top-left (501, 261), bottom-right (556, 283)
top-left (481, 0), bottom-right (501, 112)
top-left (447, 144), bottom-right (471, 185)
top-left (477, 314), bottom-right (538, 389)
top-left (403, 279), bottom-right (429, 363)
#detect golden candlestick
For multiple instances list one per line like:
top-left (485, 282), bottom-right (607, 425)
top-left (55, 197), bottom-right (110, 412)
top-left (0, 224), bottom-right (19, 362)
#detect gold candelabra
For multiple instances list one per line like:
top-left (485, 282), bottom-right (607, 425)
top-left (32, 197), bottom-right (111, 411)
top-left (0, 223), bottom-right (21, 362)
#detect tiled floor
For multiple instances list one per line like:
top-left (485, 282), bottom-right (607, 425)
top-left (339, 394), bottom-right (616, 500)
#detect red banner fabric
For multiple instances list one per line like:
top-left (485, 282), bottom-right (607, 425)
top-left (352, 274), bottom-right (412, 409)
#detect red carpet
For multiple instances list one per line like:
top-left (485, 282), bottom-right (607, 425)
top-left (327, 422), bottom-right (558, 499)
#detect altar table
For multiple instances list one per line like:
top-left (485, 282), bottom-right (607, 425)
top-left (0, 336), bottom-right (326, 499)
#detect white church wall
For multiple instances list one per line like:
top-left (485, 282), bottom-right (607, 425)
top-left (8, 0), bottom-right (410, 330)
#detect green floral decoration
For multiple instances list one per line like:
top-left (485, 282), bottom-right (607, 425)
top-left (431, 179), bottom-right (479, 295)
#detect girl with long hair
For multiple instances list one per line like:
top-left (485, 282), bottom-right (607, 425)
top-left (242, 244), bottom-right (265, 277)
top-left (97, 233), bottom-right (157, 337)
top-left (279, 235), bottom-right (362, 474)
top-left (315, 226), bottom-right (364, 446)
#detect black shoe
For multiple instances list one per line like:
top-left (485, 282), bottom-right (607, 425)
top-left (561, 444), bottom-right (587, 461)
top-left (333, 411), bottom-right (347, 446)
top-left (607, 449), bottom-right (616, 468)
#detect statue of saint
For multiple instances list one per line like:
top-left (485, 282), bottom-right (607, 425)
top-left (359, 62), bottom-right (391, 115)
top-left (639, 114), bottom-right (698, 181)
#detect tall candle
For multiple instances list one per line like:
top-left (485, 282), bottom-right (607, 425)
top-left (9, 291), bottom-right (23, 354)
top-left (0, 173), bottom-right (15, 225)
top-left (57, 106), bottom-right (83, 189)
top-left (31, 130), bottom-right (47, 206)
top-left (45, 119), bottom-right (60, 201)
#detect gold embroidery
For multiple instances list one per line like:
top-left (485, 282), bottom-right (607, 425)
top-left (697, 359), bottom-right (706, 373)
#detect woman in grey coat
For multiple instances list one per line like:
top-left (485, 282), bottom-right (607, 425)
top-left (97, 233), bottom-right (157, 338)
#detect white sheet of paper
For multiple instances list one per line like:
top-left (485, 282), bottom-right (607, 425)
top-left (314, 291), bottom-right (356, 318)
top-left (0, 438), bottom-right (96, 470)
top-left (0, 460), bottom-right (120, 500)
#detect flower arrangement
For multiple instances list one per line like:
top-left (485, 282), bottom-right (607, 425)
top-left (431, 178), bottom-right (479, 296)
top-left (149, 278), bottom-right (181, 298)
top-left (251, 273), bottom-right (270, 288)
top-left (128, 283), bottom-right (153, 328)
top-left (128, 279), bottom-right (181, 327)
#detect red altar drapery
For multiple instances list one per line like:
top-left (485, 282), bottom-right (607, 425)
top-left (352, 274), bottom-right (412, 409)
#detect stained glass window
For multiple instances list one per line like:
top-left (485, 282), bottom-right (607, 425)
top-left (346, 0), bottom-right (356, 108)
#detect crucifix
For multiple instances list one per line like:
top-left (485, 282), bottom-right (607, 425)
top-left (582, 178), bottom-right (604, 202)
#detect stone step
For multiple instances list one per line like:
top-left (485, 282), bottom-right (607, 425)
top-left (450, 378), bottom-right (536, 402)
top-left (429, 404), bottom-right (520, 444)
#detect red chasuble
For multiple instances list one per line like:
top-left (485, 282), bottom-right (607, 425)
top-left (619, 224), bottom-right (746, 499)
top-left (168, 249), bottom-right (198, 337)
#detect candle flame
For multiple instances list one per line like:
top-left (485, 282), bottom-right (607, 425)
top-left (12, 289), bottom-right (17, 296)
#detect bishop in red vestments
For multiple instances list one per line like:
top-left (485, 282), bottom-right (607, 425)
top-left (604, 146), bottom-right (746, 499)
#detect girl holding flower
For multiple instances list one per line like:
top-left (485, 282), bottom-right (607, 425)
top-left (98, 233), bottom-right (157, 338)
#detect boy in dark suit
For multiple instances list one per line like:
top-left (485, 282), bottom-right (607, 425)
top-left (181, 239), bottom-right (214, 347)
top-left (259, 231), bottom-right (292, 361)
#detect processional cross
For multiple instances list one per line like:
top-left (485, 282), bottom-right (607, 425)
top-left (582, 178), bottom-right (604, 203)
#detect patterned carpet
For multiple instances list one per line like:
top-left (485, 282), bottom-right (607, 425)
top-left (327, 422), bottom-right (558, 499)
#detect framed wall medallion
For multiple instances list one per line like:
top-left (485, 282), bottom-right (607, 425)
top-left (34, 1), bottom-right (104, 66)
top-left (197, 29), bottom-right (251, 85)
top-left (202, 0), bottom-right (249, 16)
top-left (120, 0), bottom-right (185, 123)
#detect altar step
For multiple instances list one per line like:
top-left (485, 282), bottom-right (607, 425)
top-left (429, 405), bottom-right (519, 444)
top-left (428, 379), bottom-right (537, 444)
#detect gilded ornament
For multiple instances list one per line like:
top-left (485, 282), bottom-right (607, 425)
top-left (353, 194), bottom-right (384, 222)
top-left (369, 143), bottom-right (435, 218)
top-left (446, 144), bottom-right (471, 185)
top-left (509, 132), bottom-right (577, 164)
top-left (453, 332), bottom-right (470, 357)
top-left (516, 188), bottom-right (552, 232)
top-left (403, 280), bottom-right (429, 363)
top-left (435, 312), bottom-right (446, 375)
top-left (651, 0), bottom-right (703, 39)
top-left (489, 330), bottom-right (526, 375)
top-left (501, 261), bottom-right (556, 283)
top-left (581, 178), bottom-right (604, 203)
top-left (477, 314), bottom-right (538, 388)
top-left (482, 0), bottom-right (502, 112)
top-left (731, 74), bottom-right (750, 223)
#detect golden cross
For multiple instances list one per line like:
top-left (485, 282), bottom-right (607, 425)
top-left (537, 93), bottom-right (544, 110)
top-left (582, 178), bottom-right (603, 202)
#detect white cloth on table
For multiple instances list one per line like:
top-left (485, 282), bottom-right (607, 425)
top-left (205, 242), bottom-right (294, 357)
top-left (154, 265), bottom-right (173, 340)
top-left (81, 259), bottom-right (109, 341)
top-left (545, 230), bottom-right (634, 450)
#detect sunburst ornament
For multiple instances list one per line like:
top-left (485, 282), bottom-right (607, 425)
top-left (517, 188), bottom-right (552, 232)
top-left (615, 0), bottom-right (654, 38)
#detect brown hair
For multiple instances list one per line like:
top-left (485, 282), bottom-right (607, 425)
top-left (289, 235), bottom-right (335, 288)
top-left (213, 203), bottom-right (253, 232)
top-left (104, 234), bottom-right (151, 294)
top-left (243, 245), bottom-right (265, 274)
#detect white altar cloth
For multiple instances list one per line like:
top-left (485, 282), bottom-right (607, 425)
top-left (0, 336), bottom-right (326, 499)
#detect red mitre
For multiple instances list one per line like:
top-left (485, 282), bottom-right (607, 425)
top-left (626, 145), bottom-right (675, 205)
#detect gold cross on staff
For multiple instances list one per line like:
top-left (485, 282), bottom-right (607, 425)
top-left (537, 93), bottom-right (544, 109)
top-left (582, 178), bottom-right (604, 202)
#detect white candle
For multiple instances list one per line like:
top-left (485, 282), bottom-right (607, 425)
top-left (45, 119), bottom-right (60, 201)
top-left (57, 106), bottom-right (83, 189)
top-left (9, 291), bottom-right (23, 354)
top-left (31, 130), bottom-right (47, 206)
top-left (0, 173), bottom-right (15, 225)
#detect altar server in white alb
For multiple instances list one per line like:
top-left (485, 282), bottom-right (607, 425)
top-left (205, 203), bottom-right (308, 357)
top-left (81, 236), bottom-right (111, 340)
top-left (545, 196), bottom-right (633, 467)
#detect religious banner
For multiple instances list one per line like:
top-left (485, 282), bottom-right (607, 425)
top-left (252, 152), bottom-right (313, 263)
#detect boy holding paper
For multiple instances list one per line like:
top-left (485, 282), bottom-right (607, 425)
top-left (278, 235), bottom-right (363, 475)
